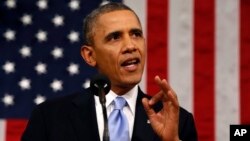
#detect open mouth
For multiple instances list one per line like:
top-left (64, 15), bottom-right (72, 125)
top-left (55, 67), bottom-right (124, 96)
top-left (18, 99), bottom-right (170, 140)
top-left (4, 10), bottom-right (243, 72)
top-left (121, 58), bottom-right (140, 67)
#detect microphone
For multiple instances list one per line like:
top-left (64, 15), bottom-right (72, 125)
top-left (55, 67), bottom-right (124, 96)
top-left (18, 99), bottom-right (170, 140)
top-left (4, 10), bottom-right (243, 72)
top-left (90, 74), bottom-right (111, 141)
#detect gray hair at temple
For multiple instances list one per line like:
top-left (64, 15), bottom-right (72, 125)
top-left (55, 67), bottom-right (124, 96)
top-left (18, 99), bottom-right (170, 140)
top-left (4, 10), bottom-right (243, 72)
top-left (82, 2), bottom-right (141, 46)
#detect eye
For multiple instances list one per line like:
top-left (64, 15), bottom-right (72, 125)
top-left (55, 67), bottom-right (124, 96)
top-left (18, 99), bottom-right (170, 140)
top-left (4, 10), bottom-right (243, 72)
top-left (131, 29), bottom-right (143, 38)
top-left (112, 32), bottom-right (121, 40)
top-left (106, 32), bottom-right (121, 42)
top-left (134, 31), bottom-right (142, 37)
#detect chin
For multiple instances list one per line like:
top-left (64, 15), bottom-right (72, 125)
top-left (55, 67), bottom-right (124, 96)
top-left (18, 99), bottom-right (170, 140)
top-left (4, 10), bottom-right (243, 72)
top-left (124, 75), bottom-right (141, 85)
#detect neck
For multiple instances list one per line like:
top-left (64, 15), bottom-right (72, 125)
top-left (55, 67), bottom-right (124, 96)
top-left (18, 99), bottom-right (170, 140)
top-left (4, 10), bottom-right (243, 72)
top-left (111, 85), bottom-right (136, 95)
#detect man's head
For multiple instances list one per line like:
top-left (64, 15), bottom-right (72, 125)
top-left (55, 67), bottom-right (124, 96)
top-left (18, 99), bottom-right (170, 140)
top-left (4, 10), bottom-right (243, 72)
top-left (83, 2), bottom-right (141, 46)
top-left (81, 2), bottom-right (146, 95)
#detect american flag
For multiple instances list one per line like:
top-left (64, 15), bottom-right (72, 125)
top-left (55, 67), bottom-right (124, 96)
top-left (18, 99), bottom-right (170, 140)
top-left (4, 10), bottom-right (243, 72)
top-left (0, 0), bottom-right (250, 141)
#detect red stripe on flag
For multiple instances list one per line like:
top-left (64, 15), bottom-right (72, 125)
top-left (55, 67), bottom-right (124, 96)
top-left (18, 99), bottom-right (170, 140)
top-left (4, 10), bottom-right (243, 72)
top-left (240, 0), bottom-right (250, 124)
top-left (194, 0), bottom-right (215, 141)
top-left (6, 119), bottom-right (27, 141)
top-left (147, 0), bottom-right (168, 95)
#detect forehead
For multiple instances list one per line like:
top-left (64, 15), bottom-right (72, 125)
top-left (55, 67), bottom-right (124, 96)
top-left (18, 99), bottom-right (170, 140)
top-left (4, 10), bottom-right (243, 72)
top-left (95, 10), bottom-right (142, 30)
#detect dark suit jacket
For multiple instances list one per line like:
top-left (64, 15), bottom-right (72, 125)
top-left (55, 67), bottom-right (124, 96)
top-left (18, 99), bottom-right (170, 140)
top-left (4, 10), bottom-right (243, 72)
top-left (21, 88), bottom-right (197, 141)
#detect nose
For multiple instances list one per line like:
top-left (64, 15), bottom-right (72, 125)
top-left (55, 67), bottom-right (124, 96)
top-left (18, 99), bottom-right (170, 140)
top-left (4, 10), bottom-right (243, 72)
top-left (122, 35), bottom-right (136, 53)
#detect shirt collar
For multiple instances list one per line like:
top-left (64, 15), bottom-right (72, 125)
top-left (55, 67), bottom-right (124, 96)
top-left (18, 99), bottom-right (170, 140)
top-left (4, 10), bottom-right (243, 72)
top-left (106, 85), bottom-right (138, 115)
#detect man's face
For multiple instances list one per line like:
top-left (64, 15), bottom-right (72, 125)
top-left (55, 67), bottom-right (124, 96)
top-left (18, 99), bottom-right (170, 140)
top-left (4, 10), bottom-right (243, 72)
top-left (90, 10), bottom-right (146, 95)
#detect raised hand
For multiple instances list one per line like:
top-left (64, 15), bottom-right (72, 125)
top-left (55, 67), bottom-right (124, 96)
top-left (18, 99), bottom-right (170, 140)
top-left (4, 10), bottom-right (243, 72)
top-left (142, 75), bottom-right (180, 141)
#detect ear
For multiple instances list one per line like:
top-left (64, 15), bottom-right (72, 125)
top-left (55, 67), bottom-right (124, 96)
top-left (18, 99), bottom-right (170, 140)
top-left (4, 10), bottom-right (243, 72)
top-left (81, 45), bottom-right (97, 67)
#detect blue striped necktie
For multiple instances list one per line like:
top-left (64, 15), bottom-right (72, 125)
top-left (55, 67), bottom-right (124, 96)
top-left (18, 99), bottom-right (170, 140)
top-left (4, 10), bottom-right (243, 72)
top-left (108, 97), bottom-right (129, 141)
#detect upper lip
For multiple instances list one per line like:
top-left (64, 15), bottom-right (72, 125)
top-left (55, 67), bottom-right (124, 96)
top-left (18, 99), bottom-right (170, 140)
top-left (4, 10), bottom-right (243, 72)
top-left (121, 57), bottom-right (140, 66)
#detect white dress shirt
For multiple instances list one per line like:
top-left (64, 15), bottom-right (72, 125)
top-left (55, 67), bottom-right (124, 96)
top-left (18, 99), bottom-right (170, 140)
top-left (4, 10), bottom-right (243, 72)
top-left (94, 85), bottom-right (138, 141)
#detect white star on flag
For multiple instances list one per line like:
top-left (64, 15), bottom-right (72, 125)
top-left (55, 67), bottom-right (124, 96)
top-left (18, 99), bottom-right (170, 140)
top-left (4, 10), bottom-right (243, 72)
top-left (51, 47), bottom-right (64, 59)
top-left (36, 30), bottom-right (47, 42)
top-left (67, 63), bottom-right (79, 75)
top-left (52, 15), bottom-right (64, 27)
top-left (82, 79), bottom-right (90, 89)
top-left (18, 78), bottom-right (31, 90)
top-left (3, 29), bottom-right (16, 41)
top-left (2, 61), bottom-right (15, 74)
top-left (5, 0), bottom-right (16, 9)
top-left (67, 31), bottom-right (79, 43)
top-left (2, 94), bottom-right (14, 107)
top-left (20, 14), bottom-right (32, 26)
top-left (37, 0), bottom-right (48, 10)
top-left (34, 94), bottom-right (46, 105)
top-left (19, 45), bottom-right (32, 58)
top-left (50, 79), bottom-right (63, 92)
top-left (35, 62), bottom-right (47, 75)
top-left (68, 0), bottom-right (80, 11)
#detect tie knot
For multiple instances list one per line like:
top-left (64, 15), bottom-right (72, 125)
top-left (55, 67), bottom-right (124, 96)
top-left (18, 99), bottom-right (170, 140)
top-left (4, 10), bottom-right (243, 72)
top-left (113, 97), bottom-right (126, 110)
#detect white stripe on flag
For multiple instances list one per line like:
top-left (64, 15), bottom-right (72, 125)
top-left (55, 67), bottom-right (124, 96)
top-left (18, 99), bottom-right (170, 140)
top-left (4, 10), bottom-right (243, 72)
top-left (215, 0), bottom-right (240, 141)
top-left (168, 0), bottom-right (194, 113)
top-left (0, 119), bottom-right (6, 141)
top-left (124, 0), bottom-right (147, 92)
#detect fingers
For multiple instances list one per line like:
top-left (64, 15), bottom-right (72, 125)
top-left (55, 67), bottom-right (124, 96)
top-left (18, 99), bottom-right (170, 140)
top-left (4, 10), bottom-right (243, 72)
top-left (143, 75), bottom-right (179, 118)
top-left (147, 76), bottom-right (164, 105)
top-left (167, 90), bottom-right (179, 107)
top-left (142, 97), bottom-right (156, 117)
top-left (149, 75), bottom-right (179, 107)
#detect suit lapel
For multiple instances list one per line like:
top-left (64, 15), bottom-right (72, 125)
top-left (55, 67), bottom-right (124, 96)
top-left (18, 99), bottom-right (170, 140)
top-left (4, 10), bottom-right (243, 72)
top-left (69, 90), bottom-right (100, 141)
top-left (132, 88), bottom-right (160, 141)
top-left (66, 88), bottom-right (160, 141)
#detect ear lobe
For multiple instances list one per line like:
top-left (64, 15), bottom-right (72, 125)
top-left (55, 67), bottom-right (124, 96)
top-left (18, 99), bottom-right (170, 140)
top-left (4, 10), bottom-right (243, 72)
top-left (81, 45), bottom-right (96, 67)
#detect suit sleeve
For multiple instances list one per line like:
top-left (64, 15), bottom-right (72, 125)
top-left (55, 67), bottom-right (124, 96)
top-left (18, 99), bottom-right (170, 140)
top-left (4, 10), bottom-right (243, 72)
top-left (178, 108), bottom-right (198, 141)
top-left (21, 105), bottom-right (48, 141)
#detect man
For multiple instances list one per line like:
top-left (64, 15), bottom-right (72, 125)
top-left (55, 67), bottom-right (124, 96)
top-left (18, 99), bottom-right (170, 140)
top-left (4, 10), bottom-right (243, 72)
top-left (21, 2), bottom-right (197, 141)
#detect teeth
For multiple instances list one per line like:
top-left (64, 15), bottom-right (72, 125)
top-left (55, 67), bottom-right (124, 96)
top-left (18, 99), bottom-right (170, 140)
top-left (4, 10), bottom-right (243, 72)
top-left (128, 60), bottom-right (136, 64)
top-left (122, 59), bottom-right (138, 66)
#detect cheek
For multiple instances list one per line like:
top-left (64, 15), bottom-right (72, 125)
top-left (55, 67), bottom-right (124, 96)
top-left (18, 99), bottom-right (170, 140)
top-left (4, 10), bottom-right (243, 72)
top-left (139, 46), bottom-right (146, 60)
top-left (96, 51), bottom-right (119, 70)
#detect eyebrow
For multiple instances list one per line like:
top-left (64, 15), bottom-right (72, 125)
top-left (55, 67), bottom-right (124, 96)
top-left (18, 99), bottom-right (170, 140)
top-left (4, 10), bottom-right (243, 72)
top-left (129, 28), bottom-right (143, 35)
top-left (104, 31), bottom-right (122, 41)
top-left (104, 28), bottom-right (143, 41)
